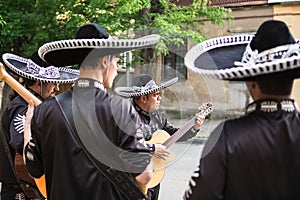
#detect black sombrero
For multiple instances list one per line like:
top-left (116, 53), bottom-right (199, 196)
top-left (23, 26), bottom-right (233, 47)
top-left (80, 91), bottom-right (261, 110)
top-left (2, 52), bottom-right (79, 83)
top-left (115, 74), bottom-right (178, 98)
top-left (38, 23), bottom-right (160, 67)
top-left (184, 20), bottom-right (300, 81)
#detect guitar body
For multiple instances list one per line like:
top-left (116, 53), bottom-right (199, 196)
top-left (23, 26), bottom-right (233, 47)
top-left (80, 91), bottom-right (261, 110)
top-left (146, 130), bottom-right (176, 188)
top-left (34, 175), bottom-right (47, 198)
top-left (14, 153), bottom-right (46, 199)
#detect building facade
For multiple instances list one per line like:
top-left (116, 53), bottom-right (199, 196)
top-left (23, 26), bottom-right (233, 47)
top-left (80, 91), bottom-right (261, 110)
top-left (115, 0), bottom-right (300, 118)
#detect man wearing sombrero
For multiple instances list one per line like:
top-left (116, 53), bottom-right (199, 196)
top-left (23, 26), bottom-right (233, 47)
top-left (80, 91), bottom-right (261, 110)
top-left (0, 52), bottom-right (78, 200)
top-left (183, 20), bottom-right (300, 199)
top-left (23, 23), bottom-right (160, 199)
top-left (116, 74), bottom-right (204, 199)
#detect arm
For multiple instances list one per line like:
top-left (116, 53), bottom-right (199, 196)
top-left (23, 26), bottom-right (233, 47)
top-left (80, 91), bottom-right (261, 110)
top-left (135, 161), bottom-right (153, 185)
top-left (23, 100), bottom-right (44, 178)
top-left (9, 102), bottom-right (28, 154)
top-left (23, 100), bottom-right (34, 164)
top-left (158, 111), bottom-right (204, 141)
top-left (179, 113), bottom-right (205, 141)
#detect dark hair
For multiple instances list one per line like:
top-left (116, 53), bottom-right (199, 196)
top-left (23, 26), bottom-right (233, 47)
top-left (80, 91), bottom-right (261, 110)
top-left (256, 79), bottom-right (293, 96)
top-left (9, 77), bottom-right (37, 101)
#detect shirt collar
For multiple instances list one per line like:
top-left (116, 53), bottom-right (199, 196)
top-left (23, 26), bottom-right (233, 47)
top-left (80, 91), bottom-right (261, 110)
top-left (74, 78), bottom-right (106, 91)
top-left (132, 100), bottom-right (150, 118)
top-left (246, 99), bottom-right (297, 114)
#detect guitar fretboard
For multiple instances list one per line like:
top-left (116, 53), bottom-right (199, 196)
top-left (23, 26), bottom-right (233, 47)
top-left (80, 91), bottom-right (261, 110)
top-left (162, 103), bottom-right (212, 148)
top-left (163, 117), bottom-right (195, 148)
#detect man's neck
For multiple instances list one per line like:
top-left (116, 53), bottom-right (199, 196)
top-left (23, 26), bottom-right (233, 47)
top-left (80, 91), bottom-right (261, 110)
top-left (253, 94), bottom-right (291, 101)
top-left (79, 68), bottom-right (103, 82)
top-left (27, 87), bottom-right (44, 101)
top-left (133, 100), bottom-right (150, 113)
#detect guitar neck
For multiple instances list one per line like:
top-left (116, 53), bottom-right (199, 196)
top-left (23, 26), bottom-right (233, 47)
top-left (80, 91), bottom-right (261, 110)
top-left (0, 63), bottom-right (42, 106)
top-left (162, 117), bottom-right (195, 148)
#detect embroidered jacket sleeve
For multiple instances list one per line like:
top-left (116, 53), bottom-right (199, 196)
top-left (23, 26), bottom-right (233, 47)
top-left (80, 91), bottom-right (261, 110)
top-left (8, 99), bottom-right (28, 154)
top-left (184, 122), bottom-right (226, 200)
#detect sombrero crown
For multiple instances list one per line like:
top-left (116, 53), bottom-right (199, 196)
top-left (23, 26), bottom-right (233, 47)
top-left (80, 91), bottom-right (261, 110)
top-left (38, 23), bottom-right (160, 67)
top-left (184, 20), bottom-right (300, 81)
top-left (2, 51), bottom-right (79, 83)
top-left (115, 74), bottom-right (178, 98)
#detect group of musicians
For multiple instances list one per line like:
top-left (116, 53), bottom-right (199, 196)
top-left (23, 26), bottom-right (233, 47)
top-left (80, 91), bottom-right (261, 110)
top-left (1, 19), bottom-right (300, 200)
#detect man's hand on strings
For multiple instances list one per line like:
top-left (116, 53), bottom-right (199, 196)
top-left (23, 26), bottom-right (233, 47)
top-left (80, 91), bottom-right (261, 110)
top-left (153, 144), bottom-right (170, 160)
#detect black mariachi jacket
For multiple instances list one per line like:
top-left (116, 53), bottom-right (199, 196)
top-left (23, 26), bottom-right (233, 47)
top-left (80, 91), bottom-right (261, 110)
top-left (184, 99), bottom-right (300, 200)
top-left (24, 81), bottom-right (152, 200)
top-left (0, 91), bottom-right (43, 184)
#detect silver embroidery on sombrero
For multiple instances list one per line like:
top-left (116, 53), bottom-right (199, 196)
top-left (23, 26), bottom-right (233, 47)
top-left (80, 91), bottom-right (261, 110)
top-left (13, 114), bottom-right (26, 134)
top-left (132, 80), bottom-right (157, 95)
top-left (235, 43), bottom-right (300, 67)
top-left (2, 53), bottom-right (79, 84)
top-left (26, 59), bottom-right (60, 78)
top-left (115, 77), bottom-right (178, 98)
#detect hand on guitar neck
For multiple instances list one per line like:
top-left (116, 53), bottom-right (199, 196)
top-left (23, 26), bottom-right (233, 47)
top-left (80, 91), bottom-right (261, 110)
top-left (193, 112), bottom-right (206, 130)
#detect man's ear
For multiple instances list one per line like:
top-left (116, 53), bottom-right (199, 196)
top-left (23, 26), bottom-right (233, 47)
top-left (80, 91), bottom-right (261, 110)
top-left (100, 56), bottom-right (109, 69)
top-left (35, 81), bottom-right (41, 87)
top-left (141, 95), bottom-right (147, 103)
top-left (246, 81), bottom-right (256, 90)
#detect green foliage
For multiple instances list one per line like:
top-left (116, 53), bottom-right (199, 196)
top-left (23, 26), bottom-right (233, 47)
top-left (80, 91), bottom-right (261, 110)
top-left (0, 15), bottom-right (5, 27)
top-left (0, 0), bottom-right (231, 59)
top-left (0, 0), bottom-right (70, 57)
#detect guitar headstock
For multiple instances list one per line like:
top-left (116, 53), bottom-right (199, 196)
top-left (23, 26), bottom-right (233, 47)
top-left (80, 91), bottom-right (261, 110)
top-left (198, 102), bottom-right (213, 117)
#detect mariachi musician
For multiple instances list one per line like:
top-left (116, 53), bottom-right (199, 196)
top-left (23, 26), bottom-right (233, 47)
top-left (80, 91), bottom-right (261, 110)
top-left (0, 52), bottom-right (78, 200)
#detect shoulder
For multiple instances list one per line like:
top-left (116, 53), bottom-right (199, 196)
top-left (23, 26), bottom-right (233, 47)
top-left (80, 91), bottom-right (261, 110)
top-left (151, 110), bottom-right (167, 119)
top-left (3, 96), bottom-right (28, 115)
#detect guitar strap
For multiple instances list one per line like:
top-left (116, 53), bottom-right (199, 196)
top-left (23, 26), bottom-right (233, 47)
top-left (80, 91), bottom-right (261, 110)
top-left (55, 91), bottom-right (146, 200)
top-left (0, 113), bottom-right (43, 199)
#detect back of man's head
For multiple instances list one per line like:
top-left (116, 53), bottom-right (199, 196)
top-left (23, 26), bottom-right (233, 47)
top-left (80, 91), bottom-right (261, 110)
top-left (256, 79), bottom-right (293, 96)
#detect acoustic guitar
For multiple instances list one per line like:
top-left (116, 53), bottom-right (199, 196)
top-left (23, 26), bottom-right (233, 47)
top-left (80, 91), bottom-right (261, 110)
top-left (0, 63), bottom-right (47, 198)
top-left (145, 102), bottom-right (213, 190)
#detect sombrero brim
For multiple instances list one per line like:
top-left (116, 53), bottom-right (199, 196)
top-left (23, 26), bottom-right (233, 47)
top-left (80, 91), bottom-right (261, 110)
top-left (115, 77), bottom-right (178, 98)
top-left (184, 34), bottom-right (300, 81)
top-left (38, 34), bottom-right (161, 67)
top-left (2, 53), bottom-right (79, 83)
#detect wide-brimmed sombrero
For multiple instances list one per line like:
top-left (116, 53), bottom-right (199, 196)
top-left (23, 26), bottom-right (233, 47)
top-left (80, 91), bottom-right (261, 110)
top-left (38, 23), bottom-right (160, 67)
top-left (2, 52), bottom-right (79, 83)
top-left (184, 20), bottom-right (300, 81)
top-left (115, 74), bottom-right (178, 98)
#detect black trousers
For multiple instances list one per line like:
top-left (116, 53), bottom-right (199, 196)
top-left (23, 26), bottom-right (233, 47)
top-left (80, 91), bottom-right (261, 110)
top-left (146, 184), bottom-right (160, 200)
